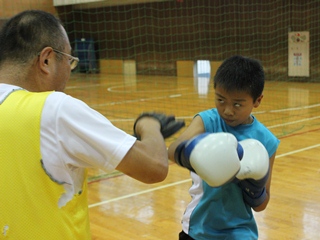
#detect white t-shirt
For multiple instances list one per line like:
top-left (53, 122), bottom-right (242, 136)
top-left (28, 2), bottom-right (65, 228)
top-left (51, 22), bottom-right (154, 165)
top-left (0, 84), bottom-right (137, 207)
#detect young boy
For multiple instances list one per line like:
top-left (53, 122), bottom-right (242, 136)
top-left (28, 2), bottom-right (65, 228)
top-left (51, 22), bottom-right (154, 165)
top-left (168, 55), bottom-right (280, 239)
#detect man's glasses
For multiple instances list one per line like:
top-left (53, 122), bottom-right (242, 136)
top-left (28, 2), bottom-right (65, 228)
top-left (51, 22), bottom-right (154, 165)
top-left (52, 49), bottom-right (79, 70)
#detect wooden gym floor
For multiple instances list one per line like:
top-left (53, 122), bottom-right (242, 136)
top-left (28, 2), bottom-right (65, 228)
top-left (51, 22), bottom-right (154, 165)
top-left (65, 73), bottom-right (320, 240)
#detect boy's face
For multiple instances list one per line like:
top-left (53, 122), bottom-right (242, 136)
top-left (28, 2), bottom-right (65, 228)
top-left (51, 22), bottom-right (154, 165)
top-left (214, 86), bottom-right (263, 127)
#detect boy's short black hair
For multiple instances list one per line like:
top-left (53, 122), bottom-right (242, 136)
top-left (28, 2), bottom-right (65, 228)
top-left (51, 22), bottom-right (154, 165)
top-left (213, 55), bottom-right (265, 102)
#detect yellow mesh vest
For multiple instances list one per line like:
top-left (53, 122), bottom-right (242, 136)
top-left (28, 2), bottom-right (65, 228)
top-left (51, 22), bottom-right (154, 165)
top-left (0, 90), bottom-right (91, 239)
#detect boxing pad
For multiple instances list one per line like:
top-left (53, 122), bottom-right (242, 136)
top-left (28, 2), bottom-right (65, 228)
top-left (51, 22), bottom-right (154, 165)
top-left (133, 112), bottom-right (185, 140)
top-left (235, 139), bottom-right (270, 207)
top-left (183, 132), bottom-right (242, 187)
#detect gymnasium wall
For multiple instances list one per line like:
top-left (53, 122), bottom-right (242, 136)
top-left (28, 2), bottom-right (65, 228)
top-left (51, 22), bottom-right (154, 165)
top-left (0, 0), bottom-right (56, 28)
top-left (55, 0), bottom-right (320, 80)
top-left (1, 0), bottom-right (320, 81)
top-left (1, 0), bottom-right (56, 17)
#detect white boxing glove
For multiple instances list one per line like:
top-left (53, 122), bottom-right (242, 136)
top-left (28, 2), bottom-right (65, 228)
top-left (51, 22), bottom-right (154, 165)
top-left (184, 132), bottom-right (242, 187)
top-left (235, 139), bottom-right (270, 207)
top-left (235, 139), bottom-right (269, 181)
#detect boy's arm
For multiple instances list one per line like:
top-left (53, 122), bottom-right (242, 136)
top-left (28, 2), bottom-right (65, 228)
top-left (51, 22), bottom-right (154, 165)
top-left (168, 115), bottom-right (205, 162)
top-left (251, 152), bottom-right (277, 212)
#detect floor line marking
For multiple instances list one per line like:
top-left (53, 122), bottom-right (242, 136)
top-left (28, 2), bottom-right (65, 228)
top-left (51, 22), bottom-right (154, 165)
top-left (89, 179), bottom-right (191, 208)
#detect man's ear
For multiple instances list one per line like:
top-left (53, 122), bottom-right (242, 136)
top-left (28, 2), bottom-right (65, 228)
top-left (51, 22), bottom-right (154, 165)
top-left (38, 47), bottom-right (54, 74)
top-left (254, 94), bottom-right (263, 108)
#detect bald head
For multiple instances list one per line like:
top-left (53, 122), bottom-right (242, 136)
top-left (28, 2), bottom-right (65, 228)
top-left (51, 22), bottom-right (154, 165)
top-left (0, 10), bottom-right (73, 92)
top-left (0, 10), bottom-right (66, 66)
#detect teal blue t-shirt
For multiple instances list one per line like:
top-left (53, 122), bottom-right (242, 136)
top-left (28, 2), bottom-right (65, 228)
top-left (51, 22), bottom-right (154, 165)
top-left (182, 108), bottom-right (280, 240)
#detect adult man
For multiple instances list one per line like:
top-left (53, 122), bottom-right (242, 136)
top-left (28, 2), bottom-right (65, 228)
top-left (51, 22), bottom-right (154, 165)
top-left (0, 10), bottom-right (183, 239)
